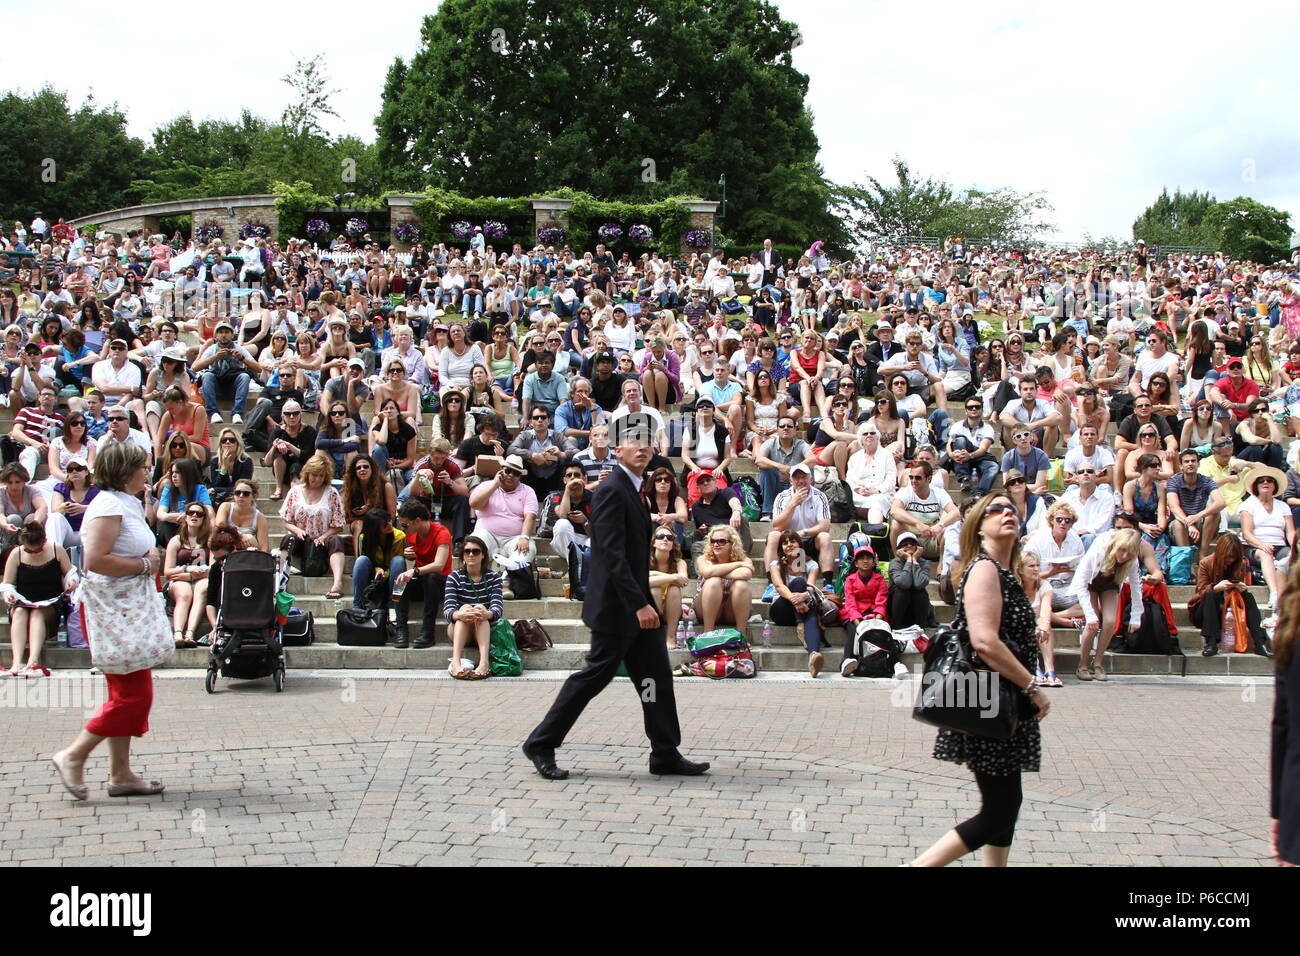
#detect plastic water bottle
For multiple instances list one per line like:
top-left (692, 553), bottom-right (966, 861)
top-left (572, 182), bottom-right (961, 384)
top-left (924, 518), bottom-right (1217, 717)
top-left (685, 621), bottom-right (696, 649)
top-left (1221, 606), bottom-right (1235, 653)
top-left (762, 620), bottom-right (772, 649)
top-left (675, 621), bottom-right (686, 649)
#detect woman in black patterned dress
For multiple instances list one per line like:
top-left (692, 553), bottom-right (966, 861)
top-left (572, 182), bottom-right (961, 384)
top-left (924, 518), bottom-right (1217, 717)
top-left (912, 492), bottom-right (1050, 866)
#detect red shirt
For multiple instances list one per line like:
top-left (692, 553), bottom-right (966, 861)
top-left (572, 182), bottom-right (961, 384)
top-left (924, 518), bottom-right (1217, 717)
top-left (410, 521), bottom-right (453, 576)
top-left (1216, 375), bottom-right (1260, 422)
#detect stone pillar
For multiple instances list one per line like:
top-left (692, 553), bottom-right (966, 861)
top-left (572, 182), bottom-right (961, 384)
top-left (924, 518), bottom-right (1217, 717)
top-left (387, 195), bottom-right (423, 252)
top-left (531, 198), bottom-right (575, 246)
top-left (680, 201), bottom-right (720, 257)
top-left (190, 201), bottom-right (279, 245)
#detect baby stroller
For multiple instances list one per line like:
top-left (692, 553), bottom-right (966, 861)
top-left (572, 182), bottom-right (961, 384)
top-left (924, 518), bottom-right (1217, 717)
top-left (204, 549), bottom-right (287, 693)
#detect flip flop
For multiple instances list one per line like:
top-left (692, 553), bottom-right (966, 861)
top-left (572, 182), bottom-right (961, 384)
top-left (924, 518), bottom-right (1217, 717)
top-left (269, 489), bottom-right (283, 500)
top-left (50, 752), bottom-right (89, 802)
top-left (107, 779), bottom-right (166, 797)
top-left (325, 589), bottom-right (342, 600)
top-left (22, 664), bottom-right (49, 678)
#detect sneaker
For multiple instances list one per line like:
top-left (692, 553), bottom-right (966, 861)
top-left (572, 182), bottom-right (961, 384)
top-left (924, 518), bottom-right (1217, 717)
top-left (0, 394), bottom-right (8, 407)
top-left (287, 565), bottom-right (301, 575)
top-left (211, 412), bottom-right (223, 424)
top-left (232, 413), bottom-right (244, 425)
top-left (760, 513), bottom-right (772, 522)
top-left (840, 657), bottom-right (858, 677)
top-left (892, 661), bottom-right (910, 680)
top-left (1263, 614), bottom-right (1278, 628)
top-left (502, 588), bottom-right (514, 601)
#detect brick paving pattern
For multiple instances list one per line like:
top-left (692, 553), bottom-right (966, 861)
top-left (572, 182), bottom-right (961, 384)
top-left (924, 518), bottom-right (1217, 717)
top-left (1, 671), bottom-right (1276, 866)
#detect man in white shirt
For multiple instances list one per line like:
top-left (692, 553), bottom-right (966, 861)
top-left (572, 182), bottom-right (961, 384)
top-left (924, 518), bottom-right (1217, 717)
top-left (91, 338), bottom-right (146, 425)
top-left (767, 464), bottom-right (833, 586)
top-left (998, 377), bottom-right (1065, 455)
top-left (1063, 422), bottom-right (1117, 490)
top-left (1129, 328), bottom-right (1181, 396)
top-left (609, 380), bottom-right (668, 456)
top-left (1025, 500), bottom-right (1087, 616)
top-left (95, 404), bottom-right (153, 462)
top-left (1055, 466), bottom-right (1115, 548)
top-left (709, 269), bottom-right (736, 300)
top-left (889, 459), bottom-right (959, 559)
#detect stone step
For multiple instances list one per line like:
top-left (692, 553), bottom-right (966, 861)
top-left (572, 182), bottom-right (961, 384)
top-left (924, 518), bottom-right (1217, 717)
top-left (11, 644), bottom-right (1271, 676)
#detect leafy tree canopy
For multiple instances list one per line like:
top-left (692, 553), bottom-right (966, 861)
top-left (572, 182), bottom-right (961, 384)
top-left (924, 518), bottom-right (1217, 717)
top-left (376, 0), bottom-right (847, 252)
top-left (1131, 187), bottom-right (1216, 248)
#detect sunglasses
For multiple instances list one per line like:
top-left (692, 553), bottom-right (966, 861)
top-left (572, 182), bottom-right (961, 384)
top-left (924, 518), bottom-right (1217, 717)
top-left (282, 410), bottom-right (300, 416)
top-left (965, 404), bottom-right (983, 411)
top-left (653, 533), bottom-right (674, 542)
top-left (500, 469), bottom-right (523, 477)
top-left (66, 464), bottom-right (87, 472)
top-left (186, 510), bottom-right (205, 518)
top-left (107, 416), bottom-right (128, 422)
top-left (330, 410), bottom-right (348, 417)
top-left (1004, 476), bottom-right (1026, 487)
top-left (531, 414), bottom-right (548, 420)
top-left (1053, 515), bottom-right (1075, 524)
top-left (110, 345), bottom-right (126, 351)
top-left (461, 547), bottom-right (483, 556)
top-left (219, 437), bottom-right (237, 444)
top-left (233, 489), bottom-right (253, 497)
top-left (710, 537), bottom-right (731, 545)
top-left (984, 502), bottom-right (1016, 518)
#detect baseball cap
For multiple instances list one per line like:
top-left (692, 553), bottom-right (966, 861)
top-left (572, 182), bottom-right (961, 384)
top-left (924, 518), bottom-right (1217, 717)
top-left (214, 322), bottom-right (234, 332)
top-left (790, 463), bottom-right (812, 478)
top-left (695, 397), bottom-right (715, 409)
top-left (852, 544), bottom-right (876, 561)
top-left (593, 352), bottom-right (614, 364)
top-left (347, 358), bottom-right (365, 370)
top-left (1227, 358), bottom-right (1244, 368)
top-left (896, 531), bottom-right (920, 548)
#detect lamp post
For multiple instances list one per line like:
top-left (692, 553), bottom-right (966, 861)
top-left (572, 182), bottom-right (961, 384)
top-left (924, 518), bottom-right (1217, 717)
top-left (717, 174), bottom-right (727, 221)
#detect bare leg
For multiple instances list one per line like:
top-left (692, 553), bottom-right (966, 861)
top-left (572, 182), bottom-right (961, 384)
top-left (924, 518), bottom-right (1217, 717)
top-left (728, 582), bottom-right (753, 641)
top-left (329, 551), bottom-right (346, 596)
top-left (7, 608), bottom-right (28, 673)
top-left (697, 578), bottom-right (723, 631)
top-left (982, 845), bottom-right (1011, 867)
top-left (187, 580), bottom-right (209, 638)
top-left (473, 619), bottom-right (491, 676)
top-left (450, 620), bottom-right (470, 672)
top-left (659, 585), bottom-right (683, 649)
top-left (912, 829), bottom-right (972, 867)
top-left (1094, 590), bottom-right (1121, 666)
top-left (171, 581), bottom-right (193, 636)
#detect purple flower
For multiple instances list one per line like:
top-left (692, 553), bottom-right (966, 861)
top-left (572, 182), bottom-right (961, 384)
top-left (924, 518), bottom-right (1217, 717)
top-left (196, 222), bottom-right (223, 243)
top-left (238, 222), bottom-right (270, 240)
top-left (345, 217), bottom-right (369, 237)
top-left (627, 223), bottom-right (654, 244)
top-left (394, 222), bottom-right (421, 242)
top-left (597, 222), bottom-right (623, 243)
top-left (305, 218), bottom-right (329, 238)
top-left (683, 229), bottom-right (712, 249)
top-left (482, 220), bottom-right (508, 240)
top-left (451, 220), bottom-right (474, 239)
top-left (537, 224), bottom-right (566, 245)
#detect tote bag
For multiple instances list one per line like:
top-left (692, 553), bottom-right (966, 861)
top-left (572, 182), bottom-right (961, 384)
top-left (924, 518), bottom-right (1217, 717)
top-left (80, 571), bottom-right (174, 674)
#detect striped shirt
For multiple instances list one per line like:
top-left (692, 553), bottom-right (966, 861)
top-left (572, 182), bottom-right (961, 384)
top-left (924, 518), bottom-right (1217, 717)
top-left (442, 568), bottom-right (504, 624)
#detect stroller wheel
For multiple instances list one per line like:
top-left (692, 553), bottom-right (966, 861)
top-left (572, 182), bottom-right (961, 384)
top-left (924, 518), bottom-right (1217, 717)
top-left (273, 666), bottom-right (285, 692)
top-left (204, 668), bottom-right (217, 694)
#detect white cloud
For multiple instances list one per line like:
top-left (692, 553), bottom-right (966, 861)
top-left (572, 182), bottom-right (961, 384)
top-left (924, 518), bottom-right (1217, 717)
top-left (2, 0), bottom-right (1295, 240)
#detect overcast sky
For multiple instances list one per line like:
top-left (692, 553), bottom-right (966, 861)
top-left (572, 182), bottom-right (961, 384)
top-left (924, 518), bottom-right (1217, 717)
top-left (4, 0), bottom-right (1296, 240)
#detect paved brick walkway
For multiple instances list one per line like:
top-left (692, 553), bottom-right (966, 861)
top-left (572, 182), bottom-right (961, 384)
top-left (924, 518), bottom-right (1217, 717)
top-left (1, 671), bottom-right (1276, 866)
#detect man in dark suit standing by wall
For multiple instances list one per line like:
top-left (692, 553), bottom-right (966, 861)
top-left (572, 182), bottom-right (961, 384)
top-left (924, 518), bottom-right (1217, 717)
top-left (523, 413), bottom-right (709, 780)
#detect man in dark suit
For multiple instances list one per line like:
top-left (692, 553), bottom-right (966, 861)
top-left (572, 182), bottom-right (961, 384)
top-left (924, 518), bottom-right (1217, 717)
top-left (523, 413), bottom-right (709, 780)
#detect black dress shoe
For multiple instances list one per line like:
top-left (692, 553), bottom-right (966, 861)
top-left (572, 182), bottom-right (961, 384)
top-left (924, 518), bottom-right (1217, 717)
top-left (1202, 641), bottom-right (1218, 657)
top-left (412, 634), bottom-right (435, 649)
top-left (1254, 638), bottom-right (1274, 658)
top-left (393, 631), bottom-right (410, 649)
top-left (522, 744), bottom-right (569, 780)
top-left (648, 757), bottom-right (710, 776)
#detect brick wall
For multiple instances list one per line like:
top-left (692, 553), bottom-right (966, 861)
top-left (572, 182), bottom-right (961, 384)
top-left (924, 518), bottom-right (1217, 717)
top-left (190, 204), bottom-right (278, 244)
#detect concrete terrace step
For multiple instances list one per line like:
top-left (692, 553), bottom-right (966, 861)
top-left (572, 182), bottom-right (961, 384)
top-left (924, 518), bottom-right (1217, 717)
top-left (10, 644), bottom-right (1275, 677)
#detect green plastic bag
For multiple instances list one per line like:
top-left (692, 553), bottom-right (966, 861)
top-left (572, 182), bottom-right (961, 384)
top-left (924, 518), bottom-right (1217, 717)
top-left (421, 391), bottom-right (441, 415)
top-left (489, 619), bottom-right (523, 677)
top-left (275, 591), bottom-right (296, 617)
top-left (687, 627), bottom-right (744, 655)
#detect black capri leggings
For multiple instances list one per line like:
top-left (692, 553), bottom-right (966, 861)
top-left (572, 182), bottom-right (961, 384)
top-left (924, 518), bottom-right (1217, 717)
top-left (954, 771), bottom-right (1023, 850)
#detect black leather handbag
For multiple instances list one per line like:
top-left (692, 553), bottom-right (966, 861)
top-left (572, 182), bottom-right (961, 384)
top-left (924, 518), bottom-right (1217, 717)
top-left (912, 562), bottom-right (1020, 740)
top-left (281, 609), bottom-right (315, 646)
top-left (335, 576), bottom-right (391, 646)
top-left (336, 607), bottom-right (388, 646)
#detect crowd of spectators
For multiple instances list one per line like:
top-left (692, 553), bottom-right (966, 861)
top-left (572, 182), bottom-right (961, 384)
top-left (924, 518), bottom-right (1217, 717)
top-left (3, 213), bottom-right (1299, 678)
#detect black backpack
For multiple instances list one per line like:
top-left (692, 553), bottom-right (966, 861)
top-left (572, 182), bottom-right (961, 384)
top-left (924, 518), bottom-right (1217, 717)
top-left (1115, 599), bottom-right (1181, 655)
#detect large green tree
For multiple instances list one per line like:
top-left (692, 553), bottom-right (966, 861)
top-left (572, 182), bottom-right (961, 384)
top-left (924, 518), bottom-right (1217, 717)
top-left (837, 156), bottom-right (1052, 246)
top-left (376, 0), bottom-right (844, 250)
top-left (1131, 188), bottom-right (1215, 247)
top-left (1201, 197), bottom-right (1291, 263)
top-left (0, 87), bottom-right (147, 225)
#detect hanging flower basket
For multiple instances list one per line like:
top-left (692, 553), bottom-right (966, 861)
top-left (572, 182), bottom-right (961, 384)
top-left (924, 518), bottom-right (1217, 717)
top-left (238, 221), bottom-right (270, 240)
top-left (305, 218), bottom-right (329, 239)
top-left (627, 223), bottom-right (655, 244)
top-left (345, 217), bottom-right (369, 237)
top-left (394, 222), bottom-right (421, 243)
top-left (683, 229), bottom-right (713, 249)
top-left (450, 220), bottom-right (474, 239)
top-left (597, 222), bottom-right (623, 243)
top-left (537, 224), bottom-right (566, 245)
top-left (196, 222), bottom-right (223, 243)
top-left (482, 220), bottom-right (508, 240)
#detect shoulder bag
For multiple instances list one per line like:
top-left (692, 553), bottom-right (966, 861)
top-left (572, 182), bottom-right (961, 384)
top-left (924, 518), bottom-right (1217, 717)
top-left (513, 619), bottom-right (552, 652)
top-left (912, 558), bottom-right (1021, 740)
top-left (80, 570), bottom-right (174, 674)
